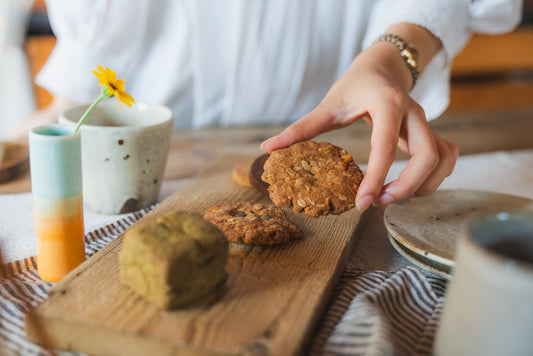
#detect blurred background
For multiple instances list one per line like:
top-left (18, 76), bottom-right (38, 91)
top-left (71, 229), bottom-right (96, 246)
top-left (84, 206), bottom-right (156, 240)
top-left (2, 0), bottom-right (533, 145)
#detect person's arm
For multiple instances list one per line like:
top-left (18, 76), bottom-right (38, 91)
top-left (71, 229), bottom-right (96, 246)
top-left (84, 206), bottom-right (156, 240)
top-left (262, 23), bottom-right (459, 212)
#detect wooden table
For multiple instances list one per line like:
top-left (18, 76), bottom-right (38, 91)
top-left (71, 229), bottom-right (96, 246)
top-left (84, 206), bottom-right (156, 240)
top-left (2, 106), bottom-right (533, 195)
top-left (164, 107), bottom-right (533, 180)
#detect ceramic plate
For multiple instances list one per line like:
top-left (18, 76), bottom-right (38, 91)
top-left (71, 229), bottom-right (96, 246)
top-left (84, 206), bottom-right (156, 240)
top-left (384, 189), bottom-right (533, 275)
top-left (387, 233), bottom-right (452, 279)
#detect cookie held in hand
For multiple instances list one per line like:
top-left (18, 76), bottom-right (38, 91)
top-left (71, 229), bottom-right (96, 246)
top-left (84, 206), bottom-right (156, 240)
top-left (262, 140), bottom-right (364, 218)
top-left (204, 201), bottom-right (304, 245)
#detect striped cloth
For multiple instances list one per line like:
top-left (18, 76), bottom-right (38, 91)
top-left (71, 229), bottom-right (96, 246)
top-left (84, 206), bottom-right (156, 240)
top-left (0, 209), bottom-right (151, 356)
top-left (310, 268), bottom-right (447, 356)
top-left (0, 209), bottom-right (447, 356)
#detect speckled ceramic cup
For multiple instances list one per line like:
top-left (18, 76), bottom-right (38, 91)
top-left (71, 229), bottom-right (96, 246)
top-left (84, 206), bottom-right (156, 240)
top-left (60, 101), bottom-right (173, 214)
top-left (434, 211), bottom-right (533, 356)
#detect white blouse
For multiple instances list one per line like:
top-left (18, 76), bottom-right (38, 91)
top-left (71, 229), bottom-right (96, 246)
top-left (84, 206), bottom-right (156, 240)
top-left (37, 0), bottom-right (522, 129)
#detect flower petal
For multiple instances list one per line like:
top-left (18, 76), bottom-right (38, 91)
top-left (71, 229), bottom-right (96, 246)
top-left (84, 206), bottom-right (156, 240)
top-left (92, 69), bottom-right (107, 86)
top-left (117, 91), bottom-right (135, 107)
top-left (105, 67), bottom-right (116, 83)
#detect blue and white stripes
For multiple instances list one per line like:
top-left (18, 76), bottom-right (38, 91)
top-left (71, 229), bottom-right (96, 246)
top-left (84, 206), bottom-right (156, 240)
top-left (310, 268), bottom-right (447, 356)
top-left (0, 208), bottom-right (151, 356)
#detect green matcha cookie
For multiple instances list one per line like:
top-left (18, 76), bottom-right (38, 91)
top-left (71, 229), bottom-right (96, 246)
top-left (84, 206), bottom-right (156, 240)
top-left (119, 211), bottom-right (228, 309)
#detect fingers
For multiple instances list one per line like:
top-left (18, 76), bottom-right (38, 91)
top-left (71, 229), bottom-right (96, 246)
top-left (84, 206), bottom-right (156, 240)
top-left (413, 133), bottom-right (459, 196)
top-left (355, 105), bottom-right (403, 212)
top-left (375, 127), bottom-right (459, 206)
top-left (261, 105), bottom-right (336, 153)
top-left (374, 103), bottom-right (439, 205)
top-left (357, 97), bottom-right (459, 211)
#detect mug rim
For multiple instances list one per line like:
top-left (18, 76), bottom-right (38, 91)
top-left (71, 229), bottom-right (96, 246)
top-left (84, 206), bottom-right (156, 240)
top-left (462, 211), bottom-right (533, 271)
top-left (60, 101), bottom-right (173, 130)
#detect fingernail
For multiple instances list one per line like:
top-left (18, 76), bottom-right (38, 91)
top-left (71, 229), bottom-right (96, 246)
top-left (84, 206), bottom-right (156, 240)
top-left (378, 193), bottom-right (395, 206)
top-left (356, 195), bottom-right (373, 213)
top-left (260, 135), bottom-right (278, 152)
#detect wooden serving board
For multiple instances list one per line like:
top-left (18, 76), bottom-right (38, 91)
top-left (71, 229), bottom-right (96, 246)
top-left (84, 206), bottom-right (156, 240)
top-left (25, 154), bottom-right (362, 356)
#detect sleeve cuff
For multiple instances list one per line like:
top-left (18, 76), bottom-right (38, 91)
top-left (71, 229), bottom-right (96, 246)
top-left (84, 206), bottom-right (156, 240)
top-left (362, 0), bottom-right (522, 120)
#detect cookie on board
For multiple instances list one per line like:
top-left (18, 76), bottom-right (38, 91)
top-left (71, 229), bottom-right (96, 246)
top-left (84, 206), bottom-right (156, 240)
top-left (232, 159), bottom-right (253, 188)
top-left (204, 201), bottom-right (304, 245)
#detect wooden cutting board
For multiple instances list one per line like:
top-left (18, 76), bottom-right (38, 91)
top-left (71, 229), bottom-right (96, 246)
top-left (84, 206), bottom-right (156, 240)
top-left (25, 154), bottom-right (362, 356)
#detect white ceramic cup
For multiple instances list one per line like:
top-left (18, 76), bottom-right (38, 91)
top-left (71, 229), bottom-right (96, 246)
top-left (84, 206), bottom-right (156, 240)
top-left (60, 101), bottom-right (173, 214)
top-left (434, 211), bottom-right (533, 356)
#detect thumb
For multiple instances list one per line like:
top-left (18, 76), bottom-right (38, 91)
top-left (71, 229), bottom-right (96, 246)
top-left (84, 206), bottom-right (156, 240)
top-left (261, 102), bottom-right (339, 153)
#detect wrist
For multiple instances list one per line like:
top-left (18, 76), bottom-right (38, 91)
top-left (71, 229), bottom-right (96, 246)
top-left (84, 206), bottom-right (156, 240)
top-left (373, 34), bottom-right (419, 90)
top-left (368, 23), bottom-right (443, 91)
top-left (384, 23), bottom-right (442, 72)
top-left (359, 41), bottom-right (414, 92)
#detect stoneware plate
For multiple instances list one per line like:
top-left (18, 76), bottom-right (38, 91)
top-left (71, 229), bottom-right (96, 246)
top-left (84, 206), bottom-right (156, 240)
top-left (384, 189), bottom-right (533, 275)
top-left (387, 233), bottom-right (452, 279)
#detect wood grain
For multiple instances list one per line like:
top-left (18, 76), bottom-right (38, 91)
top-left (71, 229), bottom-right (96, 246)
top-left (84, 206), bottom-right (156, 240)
top-left (25, 154), bottom-right (362, 356)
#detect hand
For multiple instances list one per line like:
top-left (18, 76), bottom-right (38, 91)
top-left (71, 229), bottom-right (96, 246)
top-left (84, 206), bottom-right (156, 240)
top-left (261, 26), bottom-right (458, 212)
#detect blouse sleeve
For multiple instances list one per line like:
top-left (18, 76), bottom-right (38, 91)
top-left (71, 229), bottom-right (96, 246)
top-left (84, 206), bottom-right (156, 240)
top-left (362, 0), bottom-right (523, 120)
top-left (36, 0), bottom-right (150, 104)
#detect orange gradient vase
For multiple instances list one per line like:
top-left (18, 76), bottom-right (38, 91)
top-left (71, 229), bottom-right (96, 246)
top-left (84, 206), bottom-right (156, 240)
top-left (29, 124), bottom-right (86, 282)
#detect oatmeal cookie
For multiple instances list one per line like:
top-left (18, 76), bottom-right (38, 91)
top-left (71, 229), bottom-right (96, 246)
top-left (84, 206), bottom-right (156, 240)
top-left (261, 140), bottom-right (364, 217)
top-left (204, 201), bottom-right (304, 245)
top-left (232, 159), bottom-right (253, 188)
top-left (248, 153), bottom-right (270, 196)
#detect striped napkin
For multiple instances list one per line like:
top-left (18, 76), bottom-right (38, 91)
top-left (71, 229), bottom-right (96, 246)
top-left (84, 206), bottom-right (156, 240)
top-left (0, 209), bottom-right (446, 356)
top-left (0, 209), bottom-right (150, 356)
top-left (310, 267), bottom-right (447, 356)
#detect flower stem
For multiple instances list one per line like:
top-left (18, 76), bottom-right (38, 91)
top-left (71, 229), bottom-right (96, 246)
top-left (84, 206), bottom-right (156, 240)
top-left (73, 93), bottom-right (105, 134)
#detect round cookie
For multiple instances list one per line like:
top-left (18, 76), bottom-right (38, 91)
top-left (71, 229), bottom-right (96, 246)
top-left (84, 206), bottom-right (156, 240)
top-left (248, 153), bottom-right (270, 196)
top-left (203, 202), bottom-right (304, 245)
top-left (261, 140), bottom-right (364, 217)
top-left (232, 159), bottom-right (253, 188)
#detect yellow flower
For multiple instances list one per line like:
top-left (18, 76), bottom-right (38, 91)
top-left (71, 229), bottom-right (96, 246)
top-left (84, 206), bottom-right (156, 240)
top-left (92, 65), bottom-right (135, 109)
top-left (74, 66), bottom-right (136, 134)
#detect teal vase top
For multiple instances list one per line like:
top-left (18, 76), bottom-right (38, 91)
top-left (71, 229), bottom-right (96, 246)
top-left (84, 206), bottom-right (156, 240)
top-left (29, 124), bottom-right (83, 199)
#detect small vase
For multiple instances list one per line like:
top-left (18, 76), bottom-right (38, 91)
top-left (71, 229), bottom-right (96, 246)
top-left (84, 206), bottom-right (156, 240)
top-left (29, 124), bottom-right (86, 282)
